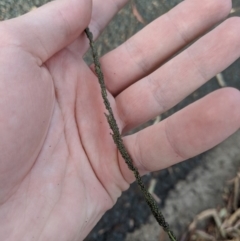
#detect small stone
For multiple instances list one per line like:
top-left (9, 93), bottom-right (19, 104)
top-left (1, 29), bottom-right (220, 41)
top-left (129, 219), bottom-right (134, 228)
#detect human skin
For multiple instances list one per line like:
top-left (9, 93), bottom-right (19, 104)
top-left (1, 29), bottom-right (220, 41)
top-left (0, 0), bottom-right (240, 240)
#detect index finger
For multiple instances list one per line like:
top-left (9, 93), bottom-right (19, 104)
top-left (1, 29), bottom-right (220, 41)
top-left (99, 0), bottom-right (231, 95)
top-left (89, 0), bottom-right (129, 39)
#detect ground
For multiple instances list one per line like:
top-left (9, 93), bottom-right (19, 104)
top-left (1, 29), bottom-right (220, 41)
top-left (1, 1), bottom-right (240, 241)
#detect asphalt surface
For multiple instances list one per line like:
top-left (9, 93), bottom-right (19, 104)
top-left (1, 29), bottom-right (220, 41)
top-left (1, 1), bottom-right (240, 241)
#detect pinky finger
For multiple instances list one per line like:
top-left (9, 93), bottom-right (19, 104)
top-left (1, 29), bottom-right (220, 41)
top-left (120, 88), bottom-right (240, 183)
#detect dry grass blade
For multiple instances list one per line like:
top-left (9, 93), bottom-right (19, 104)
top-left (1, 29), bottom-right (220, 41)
top-left (131, 1), bottom-right (146, 24)
top-left (216, 73), bottom-right (227, 87)
top-left (186, 169), bottom-right (240, 241)
top-left (233, 177), bottom-right (239, 211)
top-left (148, 178), bottom-right (161, 203)
top-left (153, 115), bottom-right (162, 125)
top-left (195, 230), bottom-right (216, 241)
top-left (230, 7), bottom-right (240, 14)
top-left (223, 209), bottom-right (240, 228)
top-left (190, 209), bottom-right (226, 238)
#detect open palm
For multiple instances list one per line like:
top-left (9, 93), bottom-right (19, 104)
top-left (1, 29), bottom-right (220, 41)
top-left (0, 0), bottom-right (240, 240)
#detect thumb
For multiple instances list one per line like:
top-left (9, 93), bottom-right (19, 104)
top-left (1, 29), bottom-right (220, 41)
top-left (2, 0), bottom-right (92, 63)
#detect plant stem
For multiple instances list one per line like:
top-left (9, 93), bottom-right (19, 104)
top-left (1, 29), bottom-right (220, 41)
top-left (85, 27), bottom-right (177, 241)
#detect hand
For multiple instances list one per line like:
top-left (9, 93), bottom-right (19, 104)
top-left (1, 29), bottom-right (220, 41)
top-left (0, 0), bottom-right (239, 240)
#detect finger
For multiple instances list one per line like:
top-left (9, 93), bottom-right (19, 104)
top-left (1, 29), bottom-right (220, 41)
top-left (116, 17), bottom-right (240, 133)
top-left (1, 0), bottom-right (92, 63)
top-left (119, 88), bottom-right (240, 183)
top-left (89, 0), bottom-right (129, 39)
top-left (99, 0), bottom-right (231, 95)
top-left (76, 0), bottom-right (129, 55)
